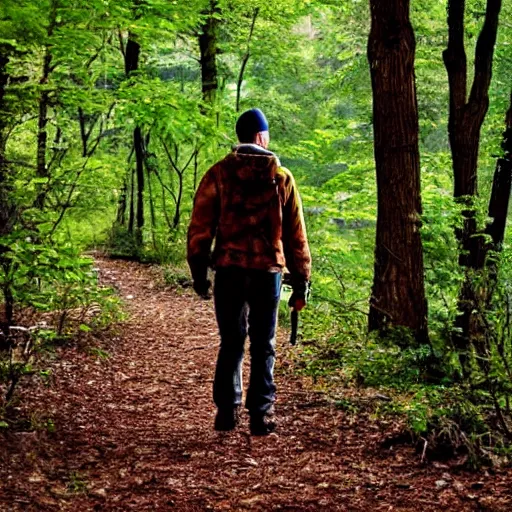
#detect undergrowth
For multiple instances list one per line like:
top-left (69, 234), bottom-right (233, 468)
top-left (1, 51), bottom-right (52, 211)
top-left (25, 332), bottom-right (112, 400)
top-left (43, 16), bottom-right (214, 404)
top-left (0, 236), bottom-right (123, 425)
top-left (295, 250), bottom-right (512, 468)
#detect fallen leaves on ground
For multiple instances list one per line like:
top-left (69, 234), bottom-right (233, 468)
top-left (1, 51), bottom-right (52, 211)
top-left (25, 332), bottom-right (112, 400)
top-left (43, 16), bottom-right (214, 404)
top-left (1, 258), bottom-right (511, 511)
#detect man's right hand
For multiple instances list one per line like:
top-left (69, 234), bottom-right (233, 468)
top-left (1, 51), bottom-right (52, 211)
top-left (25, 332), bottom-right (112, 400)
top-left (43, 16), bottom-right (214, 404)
top-left (288, 280), bottom-right (310, 312)
top-left (288, 292), bottom-right (306, 312)
top-left (193, 279), bottom-right (212, 299)
top-left (290, 297), bottom-right (306, 312)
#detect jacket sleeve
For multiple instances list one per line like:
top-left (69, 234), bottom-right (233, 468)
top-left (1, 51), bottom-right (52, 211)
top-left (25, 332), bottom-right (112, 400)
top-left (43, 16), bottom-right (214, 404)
top-left (187, 167), bottom-right (219, 283)
top-left (281, 169), bottom-right (312, 285)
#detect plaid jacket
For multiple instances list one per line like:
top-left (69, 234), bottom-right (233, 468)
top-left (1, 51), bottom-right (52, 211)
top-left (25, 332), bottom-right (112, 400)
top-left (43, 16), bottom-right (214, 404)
top-left (187, 145), bottom-right (311, 285)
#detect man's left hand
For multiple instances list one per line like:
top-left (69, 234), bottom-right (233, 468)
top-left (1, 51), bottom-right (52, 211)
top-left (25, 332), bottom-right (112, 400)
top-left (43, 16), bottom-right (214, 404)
top-left (193, 279), bottom-right (212, 299)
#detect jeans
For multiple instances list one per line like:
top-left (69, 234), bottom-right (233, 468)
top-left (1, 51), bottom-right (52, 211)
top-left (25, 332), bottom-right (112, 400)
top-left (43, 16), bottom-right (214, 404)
top-left (213, 267), bottom-right (282, 416)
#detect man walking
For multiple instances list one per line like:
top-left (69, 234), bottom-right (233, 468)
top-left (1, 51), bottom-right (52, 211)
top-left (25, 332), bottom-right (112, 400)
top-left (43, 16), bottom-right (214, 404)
top-left (187, 108), bottom-right (311, 435)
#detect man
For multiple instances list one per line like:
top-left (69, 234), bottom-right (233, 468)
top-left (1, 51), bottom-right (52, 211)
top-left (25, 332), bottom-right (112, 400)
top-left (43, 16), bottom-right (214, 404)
top-left (187, 108), bottom-right (311, 436)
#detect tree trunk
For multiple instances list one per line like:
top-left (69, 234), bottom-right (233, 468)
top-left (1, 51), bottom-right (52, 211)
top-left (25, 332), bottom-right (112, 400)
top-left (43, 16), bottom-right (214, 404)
top-left (198, 0), bottom-right (220, 106)
top-left (116, 176), bottom-right (128, 226)
top-left (443, 0), bottom-right (502, 367)
top-left (454, 93), bottom-right (512, 373)
top-left (0, 46), bottom-right (15, 337)
top-left (173, 168), bottom-right (183, 229)
top-left (128, 167), bottom-right (135, 234)
top-left (486, 94), bottom-right (512, 251)
top-left (124, 34), bottom-right (144, 246)
top-left (0, 48), bottom-right (11, 228)
top-left (147, 169), bottom-right (157, 250)
top-left (0, 50), bottom-right (9, 186)
top-left (134, 125), bottom-right (144, 246)
top-left (367, 0), bottom-right (428, 342)
top-left (125, 36), bottom-right (140, 75)
top-left (443, 0), bottom-right (501, 266)
top-left (236, 8), bottom-right (259, 113)
top-left (193, 149), bottom-right (199, 191)
top-left (35, 0), bottom-right (58, 209)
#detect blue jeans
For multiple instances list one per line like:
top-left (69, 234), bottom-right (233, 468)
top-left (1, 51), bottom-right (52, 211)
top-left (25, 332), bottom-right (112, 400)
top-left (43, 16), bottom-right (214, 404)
top-left (213, 267), bottom-right (282, 416)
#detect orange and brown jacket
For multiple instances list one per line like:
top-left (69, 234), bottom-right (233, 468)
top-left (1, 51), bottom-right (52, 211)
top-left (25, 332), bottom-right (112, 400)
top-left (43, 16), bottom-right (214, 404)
top-left (187, 145), bottom-right (311, 285)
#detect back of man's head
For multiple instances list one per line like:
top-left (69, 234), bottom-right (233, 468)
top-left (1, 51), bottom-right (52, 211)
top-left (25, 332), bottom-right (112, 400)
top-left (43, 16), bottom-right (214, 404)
top-left (236, 108), bottom-right (269, 143)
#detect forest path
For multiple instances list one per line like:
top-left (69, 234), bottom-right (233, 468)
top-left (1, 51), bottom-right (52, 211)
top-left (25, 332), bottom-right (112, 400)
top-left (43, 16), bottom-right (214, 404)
top-left (1, 258), bottom-right (510, 511)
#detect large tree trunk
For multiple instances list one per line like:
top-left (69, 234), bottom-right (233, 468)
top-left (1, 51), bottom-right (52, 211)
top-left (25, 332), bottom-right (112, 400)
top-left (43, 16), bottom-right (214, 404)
top-left (443, 0), bottom-right (502, 369)
top-left (367, 0), bottom-right (428, 342)
top-left (198, 0), bottom-right (220, 106)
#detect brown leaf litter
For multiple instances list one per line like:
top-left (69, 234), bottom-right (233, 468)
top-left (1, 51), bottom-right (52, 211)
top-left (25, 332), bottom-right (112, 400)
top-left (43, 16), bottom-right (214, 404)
top-left (1, 258), bottom-right (511, 511)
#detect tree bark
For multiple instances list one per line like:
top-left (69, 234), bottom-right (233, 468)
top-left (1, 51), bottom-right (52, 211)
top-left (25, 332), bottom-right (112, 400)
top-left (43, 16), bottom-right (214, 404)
top-left (0, 48), bottom-right (11, 229)
top-left (0, 51), bottom-right (9, 186)
top-left (455, 93), bottom-right (512, 373)
top-left (116, 176), bottom-right (128, 226)
top-left (443, 0), bottom-right (502, 367)
top-left (35, 0), bottom-right (58, 209)
top-left (0, 45), bottom-right (18, 337)
top-left (367, 0), bottom-right (428, 342)
top-left (128, 167), bottom-right (135, 234)
top-left (486, 95), bottom-right (512, 251)
top-left (124, 33), bottom-right (144, 246)
top-left (147, 167), bottom-right (157, 250)
top-left (125, 36), bottom-right (140, 76)
top-left (236, 8), bottom-right (259, 112)
top-left (133, 125), bottom-right (144, 245)
top-left (443, 0), bottom-right (501, 263)
top-left (198, 0), bottom-right (220, 106)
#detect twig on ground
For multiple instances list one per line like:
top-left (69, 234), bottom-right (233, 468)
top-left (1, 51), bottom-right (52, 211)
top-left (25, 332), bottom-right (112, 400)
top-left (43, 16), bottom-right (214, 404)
top-left (420, 437), bottom-right (428, 462)
top-left (185, 344), bottom-right (218, 352)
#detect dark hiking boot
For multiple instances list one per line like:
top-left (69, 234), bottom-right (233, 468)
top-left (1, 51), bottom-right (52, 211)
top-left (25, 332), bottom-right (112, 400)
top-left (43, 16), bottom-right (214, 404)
top-left (214, 407), bottom-right (240, 431)
top-left (249, 413), bottom-right (276, 436)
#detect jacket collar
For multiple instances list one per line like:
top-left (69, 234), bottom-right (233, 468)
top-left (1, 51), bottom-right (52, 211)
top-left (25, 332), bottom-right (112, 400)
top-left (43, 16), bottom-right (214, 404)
top-left (233, 143), bottom-right (275, 157)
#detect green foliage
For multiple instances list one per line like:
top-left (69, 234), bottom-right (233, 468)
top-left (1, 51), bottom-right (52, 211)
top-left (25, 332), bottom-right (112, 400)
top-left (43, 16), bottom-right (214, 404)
top-left (66, 471), bottom-right (88, 495)
top-left (0, 229), bottom-right (122, 408)
top-left (1, 0), bottom-right (512, 466)
top-left (162, 265), bottom-right (192, 289)
top-left (1, 234), bottom-right (120, 324)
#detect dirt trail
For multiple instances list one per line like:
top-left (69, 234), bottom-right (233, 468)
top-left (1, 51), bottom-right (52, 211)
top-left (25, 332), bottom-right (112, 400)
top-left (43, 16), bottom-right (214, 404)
top-left (1, 259), bottom-right (511, 511)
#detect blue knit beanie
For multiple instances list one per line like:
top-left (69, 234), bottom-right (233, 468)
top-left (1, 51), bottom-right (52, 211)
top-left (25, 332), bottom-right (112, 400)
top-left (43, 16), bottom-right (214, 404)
top-left (236, 108), bottom-right (269, 142)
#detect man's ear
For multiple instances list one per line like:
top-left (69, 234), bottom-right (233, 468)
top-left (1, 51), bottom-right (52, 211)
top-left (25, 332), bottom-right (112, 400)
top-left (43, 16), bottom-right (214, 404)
top-left (255, 131), bottom-right (270, 149)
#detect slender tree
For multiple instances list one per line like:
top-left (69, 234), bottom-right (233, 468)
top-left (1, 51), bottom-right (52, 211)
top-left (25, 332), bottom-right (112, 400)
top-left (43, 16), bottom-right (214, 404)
top-left (124, 33), bottom-right (145, 245)
top-left (367, 0), bottom-right (428, 342)
top-left (486, 92), bottom-right (512, 252)
top-left (0, 46), bottom-right (11, 230)
top-left (198, 0), bottom-right (220, 106)
top-left (35, 0), bottom-right (58, 209)
top-left (443, 0), bottom-right (502, 259)
top-left (236, 7), bottom-right (259, 112)
top-left (0, 44), bottom-right (14, 336)
top-left (443, 0), bottom-right (502, 367)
